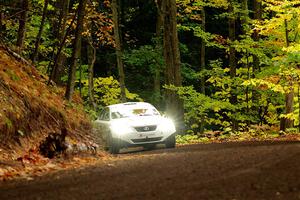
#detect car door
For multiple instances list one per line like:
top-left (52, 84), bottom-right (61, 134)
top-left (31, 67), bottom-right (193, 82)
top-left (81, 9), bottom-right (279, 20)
top-left (95, 107), bottom-right (111, 142)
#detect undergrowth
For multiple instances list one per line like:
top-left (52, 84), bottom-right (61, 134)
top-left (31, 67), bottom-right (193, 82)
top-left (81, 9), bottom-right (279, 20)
top-left (176, 129), bottom-right (300, 145)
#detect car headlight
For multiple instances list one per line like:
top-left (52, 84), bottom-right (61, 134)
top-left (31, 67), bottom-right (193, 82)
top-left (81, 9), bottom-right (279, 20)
top-left (159, 118), bottom-right (176, 132)
top-left (110, 122), bottom-right (133, 136)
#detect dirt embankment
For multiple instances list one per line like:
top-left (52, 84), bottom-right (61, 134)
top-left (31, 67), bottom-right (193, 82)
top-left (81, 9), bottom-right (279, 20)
top-left (0, 47), bottom-right (97, 161)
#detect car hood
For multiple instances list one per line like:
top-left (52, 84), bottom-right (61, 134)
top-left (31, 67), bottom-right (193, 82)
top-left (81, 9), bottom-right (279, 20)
top-left (112, 116), bottom-right (163, 127)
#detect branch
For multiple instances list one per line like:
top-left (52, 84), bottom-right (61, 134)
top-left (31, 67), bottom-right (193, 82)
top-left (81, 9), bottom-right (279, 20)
top-left (0, 40), bottom-right (33, 67)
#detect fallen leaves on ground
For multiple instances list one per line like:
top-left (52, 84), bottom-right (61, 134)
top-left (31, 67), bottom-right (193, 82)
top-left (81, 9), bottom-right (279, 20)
top-left (0, 150), bottom-right (111, 181)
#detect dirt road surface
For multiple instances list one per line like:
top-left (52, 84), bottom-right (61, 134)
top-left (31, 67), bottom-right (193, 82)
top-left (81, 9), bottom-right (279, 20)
top-left (0, 141), bottom-right (299, 200)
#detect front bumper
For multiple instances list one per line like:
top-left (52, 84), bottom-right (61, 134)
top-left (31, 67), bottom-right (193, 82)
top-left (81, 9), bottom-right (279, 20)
top-left (114, 133), bottom-right (175, 148)
top-left (112, 126), bottom-right (175, 146)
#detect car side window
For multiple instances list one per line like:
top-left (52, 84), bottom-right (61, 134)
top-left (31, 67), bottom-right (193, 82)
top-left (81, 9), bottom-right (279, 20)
top-left (102, 108), bottom-right (110, 121)
top-left (98, 108), bottom-right (110, 121)
top-left (103, 113), bottom-right (109, 121)
top-left (98, 109), bottom-right (105, 120)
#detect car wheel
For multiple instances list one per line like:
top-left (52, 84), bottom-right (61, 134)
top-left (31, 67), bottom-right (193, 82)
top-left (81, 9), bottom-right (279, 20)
top-left (165, 134), bottom-right (176, 148)
top-left (108, 134), bottom-right (120, 154)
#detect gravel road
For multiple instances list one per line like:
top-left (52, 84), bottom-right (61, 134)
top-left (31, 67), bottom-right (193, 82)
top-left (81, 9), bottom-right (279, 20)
top-left (0, 141), bottom-right (299, 200)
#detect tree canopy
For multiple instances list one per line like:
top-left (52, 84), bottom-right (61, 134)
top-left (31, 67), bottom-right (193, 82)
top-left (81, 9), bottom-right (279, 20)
top-left (1, 0), bottom-right (300, 134)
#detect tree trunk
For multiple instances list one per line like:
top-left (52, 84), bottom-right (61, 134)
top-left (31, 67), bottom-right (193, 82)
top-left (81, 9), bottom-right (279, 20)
top-left (163, 0), bottom-right (185, 134)
top-left (65, 0), bottom-right (87, 101)
top-left (16, 0), bottom-right (28, 53)
top-left (153, 69), bottom-right (161, 105)
top-left (48, 9), bottom-right (76, 85)
top-left (280, 19), bottom-right (294, 131)
top-left (199, 7), bottom-right (206, 134)
top-left (79, 54), bottom-right (82, 96)
top-left (155, 0), bottom-right (164, 37)
top-left (284, 19), bottom-right (290, 47)
top-left (32, 0), bottom-right (49, 64)
top-left (50, 0), bottom-right (70, 85)
top-left (200, 7), bottom-right (205, 95)
top-left (298, 82), bottom-right (300, 132)
top-left (228, 0), bottom-right (238, 131)
top-left (112, 0), bottom-right (126, 103)
top-left (87, 38), bottom-right (97, 110)
top-left (154, 0), bottom-right (164, 107)
top-left (241, 0), bottom-right (248, 31)
top-left (241, 0), bottom-right (250, 129)
top-left (253, 0), bottom-right (262, 73)
top-left (0, 6), bottom-right (4, 35)
top-left (252, 0), bottom-right (262, 124)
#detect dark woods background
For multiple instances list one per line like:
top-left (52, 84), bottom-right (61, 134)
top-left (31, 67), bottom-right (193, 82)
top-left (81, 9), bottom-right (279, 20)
top-left (1, 0), bottom-right (300, 134)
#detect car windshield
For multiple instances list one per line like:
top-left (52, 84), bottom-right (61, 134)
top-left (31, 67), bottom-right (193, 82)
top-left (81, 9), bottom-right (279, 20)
top-left (111, 107), bottom-right (160, 119)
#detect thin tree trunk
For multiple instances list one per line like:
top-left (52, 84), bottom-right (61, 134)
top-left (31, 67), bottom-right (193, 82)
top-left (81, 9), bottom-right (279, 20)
top-left (298, 82), bottom-right (300, 132)
top-left (199, 7), bottom-right (206, 134)
top-left (241, 0), bottom-right (248, 30)
top-left (87, 38), bottom-right (97, 110)
top-left (47, 0), bottom-right (66, 77)
top-left (32, 0), bottom-right (49, 64)
top-left (242, 0), bottom-right (250, 129)
top-left (200, 7), bottom-right (205, 95)
top-left (49, 0), bottom-right (70, 85)
top-left (49, 2), bottom-right (75, 85)
top-left (253, 0), bottom-right (262, 73)
top-left (246, 51), bottom-right (250, 128)
top-left (283, 88), bottom-right (294, 129)
top-left (16, 0), bottom-right (28, 53)
top-left (284, 19), bottom-right (290, 47)
top-left (163, 0), bottom-right (185, 134)
top-left (280, 19), bottom-right (294, 131)
top-left (55, 0), bottom-right (69, 84)
top-left (0, 6), bottom-right (4, 35)
top-left (79, 56), bottom-right (82, 96)
top-left (228, 0), bottom-right (238, 131)
top-left (154, 69), bottom-right (161, 103)
top-left (65, 0), bottom-right (87, 101)
top-left (112, 0), bottom-right (126, 103)
top-left (252, 0), bottom-right (262, 125)
top-left (155, 0), bottom-right (164, 37)
top-left (154, 0), bottom-right (164, 107)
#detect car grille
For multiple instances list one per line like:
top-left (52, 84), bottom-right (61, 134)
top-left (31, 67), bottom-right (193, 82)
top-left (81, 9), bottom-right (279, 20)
top-left (131, 137), bottom-right (162, 143)
top-left (134, 125), bottom-right (157, 132)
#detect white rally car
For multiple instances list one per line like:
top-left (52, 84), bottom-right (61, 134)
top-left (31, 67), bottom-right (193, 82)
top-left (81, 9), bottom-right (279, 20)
top-left (94, 102), bottom-right (176, 154)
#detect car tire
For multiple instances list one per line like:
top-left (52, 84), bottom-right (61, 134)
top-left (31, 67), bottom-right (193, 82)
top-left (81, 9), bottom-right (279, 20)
top-left (108, 134), bottom-right (120, 154)
top-left (165, 134), bottom-right (176, 148)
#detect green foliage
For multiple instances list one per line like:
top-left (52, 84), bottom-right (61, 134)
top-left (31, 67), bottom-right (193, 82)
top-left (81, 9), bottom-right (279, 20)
top-left (176, 128), bottom-right (299, 145)
top-left (36, 61), bottom-right (50, 74)
top-left (84, 107), bottom-right (98, 120)
top-left (176, 134), bottom-right (210, 144)
top-left (192, 26), bottom-right (225, 49)
top-left (80, 76), bottom-right (142, 107)
top-left (165, 84), bottom-right (234, 133)
top-left (1, 0), bottom-right (300, 138)
top-left (123, 43), bottom-right (164, 106)
top-left (6, 0), bottom-right (54, 57)
top-left (2, 17), bottom-right (19, 45)
top-left (124, 44), bottom-right (164, 74)
top-left (26, 14), bottom-right (54, 57)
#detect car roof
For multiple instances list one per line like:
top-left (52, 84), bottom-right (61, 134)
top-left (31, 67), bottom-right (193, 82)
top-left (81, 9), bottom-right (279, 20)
top-left (108, 102), bottom-right (154, 109)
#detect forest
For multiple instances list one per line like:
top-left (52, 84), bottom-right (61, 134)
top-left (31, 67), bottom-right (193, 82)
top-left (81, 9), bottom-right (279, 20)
top-left (1, 0), bottom-right (300, 138)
